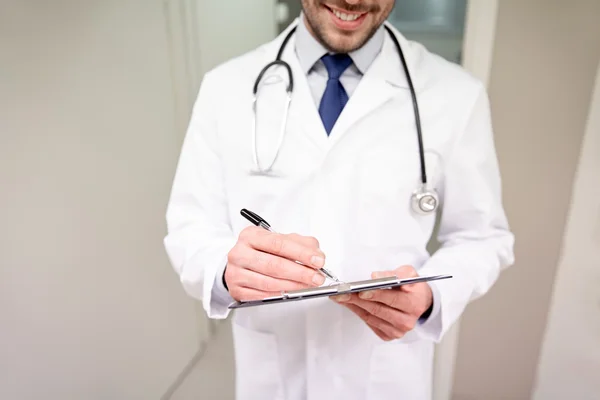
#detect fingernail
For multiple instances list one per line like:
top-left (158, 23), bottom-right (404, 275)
top-left (373, 272), bottom-right (383, 279)
top-left (312, 273), bottom-right (326, 286)
top-left (359, 291), bottom-right (373, 299)
top-left (335, 294), bottom-right (351, 302)
top-left (311, 256), bottom-right (325, 268)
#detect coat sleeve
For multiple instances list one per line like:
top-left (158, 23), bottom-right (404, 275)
top-left (163, 72), bottom-right (236, 320)
top-left (414, 84), bottom-right (515, 342)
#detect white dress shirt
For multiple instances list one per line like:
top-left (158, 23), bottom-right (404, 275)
top-left (294, 13), bottom-right (385, 107)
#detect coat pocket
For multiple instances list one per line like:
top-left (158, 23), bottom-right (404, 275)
top-left (231, 321), bottom-right (285, 400)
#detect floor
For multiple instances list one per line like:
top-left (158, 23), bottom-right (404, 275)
top-left (170, 320), bottom-right (236, 400)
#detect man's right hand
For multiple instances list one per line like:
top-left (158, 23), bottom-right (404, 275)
top-left (224, 226), bottom-right (327, 301)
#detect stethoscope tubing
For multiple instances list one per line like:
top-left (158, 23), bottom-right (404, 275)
top-left (251, 21), bottom-right (438, 214)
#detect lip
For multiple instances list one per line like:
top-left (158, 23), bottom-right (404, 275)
top-left (324, 4), bottom-right (368, 31)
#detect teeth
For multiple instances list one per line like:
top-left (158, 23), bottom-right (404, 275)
top-left (332, 9), bottom-right (360, 22)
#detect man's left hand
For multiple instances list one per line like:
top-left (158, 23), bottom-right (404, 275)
top-left (330, 266), bottom-right (433, 341)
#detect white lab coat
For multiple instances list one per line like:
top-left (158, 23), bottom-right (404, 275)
top-left (164, 19), bottom-right (515, 400)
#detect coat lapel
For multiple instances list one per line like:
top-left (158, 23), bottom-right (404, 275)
top-left (254, 21), bottom-right (421, 155)
top-left (326, 23), bottom-right (416, 150)
top-left (284, 35), bottom-right (331, 151)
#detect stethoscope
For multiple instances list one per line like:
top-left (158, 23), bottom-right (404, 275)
top-left (251, 22), bottom-right (439, 216)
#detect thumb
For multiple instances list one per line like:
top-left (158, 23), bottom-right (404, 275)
top-left (371, 270), bottom-right (397, 279)
top-left (395, 265), bottom-right (418, 278)
top-left (394, 265), bottom-right (419, 291)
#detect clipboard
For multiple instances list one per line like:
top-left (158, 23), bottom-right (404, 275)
top-left (228, 274), bottom-right (452, 309)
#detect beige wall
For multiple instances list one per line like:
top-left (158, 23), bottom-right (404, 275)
top-left (532, 57), bottom-right (600, 400)
top-left (0, 1), bottom-right (201, 398)
top-left (0, 1), bottom-right (279, 399)
top-left (452, 1), bottom-right (600, 399)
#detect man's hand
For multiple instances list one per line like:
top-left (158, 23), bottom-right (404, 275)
top-left (225, 226), bottom-right (327, 301)
top-left (331, 266), bottom-right (433, 341)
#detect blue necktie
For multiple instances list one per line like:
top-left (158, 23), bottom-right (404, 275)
top-left (318, 54), bottom-right (353, 135)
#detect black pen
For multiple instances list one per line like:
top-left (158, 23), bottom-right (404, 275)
top-left (240, 208), bottom-right (341, 283)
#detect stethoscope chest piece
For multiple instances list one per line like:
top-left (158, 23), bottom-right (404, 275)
top-left (411, 186), bottom-right (439, 215)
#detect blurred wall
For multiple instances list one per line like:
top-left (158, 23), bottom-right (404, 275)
top-left (531, 57), bottom-right (600, 400)
top-left (452, 1), bottom-right (600, 399)
top-left (0, 1), bottom-right (202, 398)
top-left (195, 0), bottom-right (277, 76)
top-left (0, 0), bottom-right (278, 399)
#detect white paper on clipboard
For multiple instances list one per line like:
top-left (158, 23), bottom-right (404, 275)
top-left (228, 274), bottom-right (452, 309)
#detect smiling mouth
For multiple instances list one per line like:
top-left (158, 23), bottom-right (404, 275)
top-left (324, 5), bottom-right (366, 22)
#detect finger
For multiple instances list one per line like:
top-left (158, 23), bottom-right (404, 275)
top-left (357, 289), bottom-right (411, 311)
top-left (395, 265), bottom-right (419, 278)
top-left (345, 295), bottom-right (416, 334)
top-left (349, 295), bottom-right (404, 322)
top-left (371, 270), bottom-right (397, 279)
top-left (238, 250), bottom-right (326, 286)
top-left (369, 325), bottom-right (394, 341)
top-left (286, 233), bottom-right (320, 249)
top-left (372, 265), bottom-right (419, 290)
top-left (400, 280), bottom-right (427, 293)
top-left (229, 286), bottom-right (281, 302)
top-left (339, 301), bottom-right (404, 339)
top-left (371, 266), bottom-right (418, 280)
top-left (234, 268), bottom-right (312, 293)
top-left (397, 266), bottom-right (420, 290)
top-left (344, 304), bottom-right (394, 341)
top-left (286, 234), bottom-right (325, 271)
top-left (243, 228), bottom-right (325, 269)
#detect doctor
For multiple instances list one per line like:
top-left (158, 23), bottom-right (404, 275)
top-left (164, 0), bottom-right (515, 399)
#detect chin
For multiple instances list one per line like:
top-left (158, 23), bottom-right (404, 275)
top-left (322, 32), bottom-right (366, 53)
top-left (321, 21), bottom-right (375, 53)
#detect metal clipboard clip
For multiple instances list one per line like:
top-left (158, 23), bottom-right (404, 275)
top-left (228, 274), bottom-right (452, 309)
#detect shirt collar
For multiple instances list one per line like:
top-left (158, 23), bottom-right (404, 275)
top-left (295, 13), bottom-right (385, 75)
